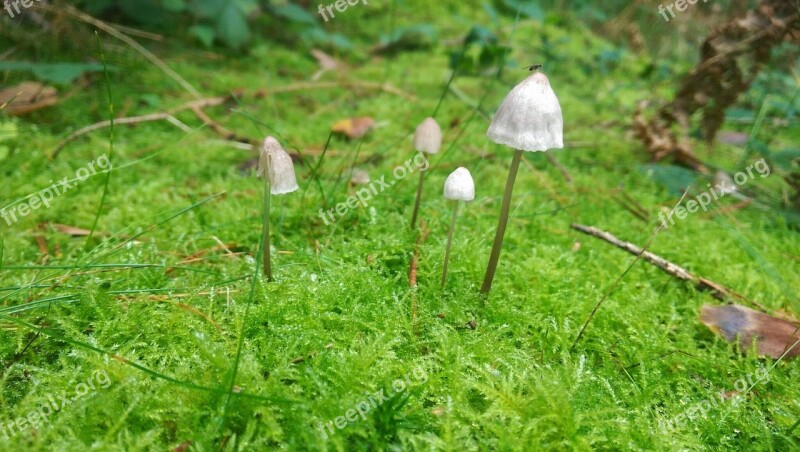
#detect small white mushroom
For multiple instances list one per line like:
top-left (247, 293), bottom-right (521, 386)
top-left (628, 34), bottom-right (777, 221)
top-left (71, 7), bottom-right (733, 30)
top-left (350, 169), bottom-right (371, 185)
top-left (410, 117), bottom-right (444, 229)
top-left (441, 167), bottom-right (475, 288)
top-left (443, 167), bottom-right (475, 201)
top-left (413, 117), bottom-right (443, 155)
top-left (486, 72), bottom-right (563, 152)
top-left (257, 136), bottom-right (299, 195)
top-left (713, 171), bottom-right (737, 195)
top-left (255, 136), bottom-right (298, 282)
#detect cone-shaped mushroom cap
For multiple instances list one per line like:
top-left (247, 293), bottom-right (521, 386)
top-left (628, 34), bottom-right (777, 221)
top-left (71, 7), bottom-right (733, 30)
top-left (443, 167), bottom-right (475, 201)
top-left (486, 72), bottom-right (563, 152)
top-left (350, 169), bottom-right (371, 185)
top-left (257, 136), bottom-right (299, 195)
top-left (713, 171), bottom-right (737, 194)
top-left (413, 117), bottom-right (442, 154)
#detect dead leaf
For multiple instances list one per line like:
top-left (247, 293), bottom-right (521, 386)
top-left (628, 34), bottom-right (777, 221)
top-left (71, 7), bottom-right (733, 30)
top-left (332, 117), bottom-right (374, 139)
top-left (700, 304), bottom-right (800, 359)
top-left (0, 82), bottom-right (58, 115)
top-left (310, 49), bottom-right (342, 81)
top-left (311, 49), bottom-right (340, 71)
top-left (718, 131), bottom-right (749, 146)
top-left (51, 223), bottom-right (93, 236)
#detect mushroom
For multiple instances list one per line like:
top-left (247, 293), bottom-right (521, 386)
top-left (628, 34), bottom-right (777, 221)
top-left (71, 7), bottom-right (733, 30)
top-left (350, 168), bottom-right (371, 185)
top-left (410, 117), bottom-right (442, 229)
top-left (257, 136), bottom-right (298, 281)
top-left (441, 167), bottom-right (475, 288)
top-left (480, 69), bottom-right (563, 294)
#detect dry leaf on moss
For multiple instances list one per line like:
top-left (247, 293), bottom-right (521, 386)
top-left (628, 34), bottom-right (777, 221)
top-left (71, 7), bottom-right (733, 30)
top-left (0, 82), bottom-right (58, 115)
top-left (332, 117), bottom-right (375, 139)
top-left (701, 304), bottom-right (800, 359)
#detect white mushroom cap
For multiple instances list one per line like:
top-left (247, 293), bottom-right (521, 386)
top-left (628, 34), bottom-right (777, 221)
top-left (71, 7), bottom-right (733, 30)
top-left (350, 168), bottom-right (371, 185)
top-left (413, 117), bottom-right (443, 154)
top-left (486, 72), bottom-right (563, 152)
top-left (443, 167), bottom-right (475, 201)
top-left (257, 136), bottom-right (299, 195)
top-left (713, 171), bottom-right (737, 194)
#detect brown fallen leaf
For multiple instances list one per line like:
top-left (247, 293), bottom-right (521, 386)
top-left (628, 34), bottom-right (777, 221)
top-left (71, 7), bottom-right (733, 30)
top-left (0, 82), bottom-right (58, 115)
top-left (331, 117), bottom-right (375, 139)
top-left (311, 49), bottom-right (339, 70)
top-left (51, 223), bottom-right (93, 236)
top-left (700, 304), bottom-right (800, 359)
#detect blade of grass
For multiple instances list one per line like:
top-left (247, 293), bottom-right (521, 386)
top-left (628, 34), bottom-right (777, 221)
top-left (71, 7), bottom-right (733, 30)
top-left (85, 32), bottom-right (115, 250)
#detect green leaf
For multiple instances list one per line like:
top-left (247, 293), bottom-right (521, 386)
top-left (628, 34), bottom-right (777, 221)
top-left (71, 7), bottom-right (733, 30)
top-left (215, 3), bottom-right (250, 49)
top-left (163, 0), bottom-right (187, 12)
top-left (0, 61), bottom-right (114, 85)
top-left (191, 0), bottom-right (227, 18)
top-left (641, 164), bottom-right (699, 196)
top-left (772, 148), bottom-right (800, 171)
top-left (271, 3), bottom-right (318, 25)
top-left (190, 25), bottom-right (217, 48)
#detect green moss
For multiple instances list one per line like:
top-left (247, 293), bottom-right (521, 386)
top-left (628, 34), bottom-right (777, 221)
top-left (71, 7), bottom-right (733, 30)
top-left (1, 1), bottom-right (799, 450)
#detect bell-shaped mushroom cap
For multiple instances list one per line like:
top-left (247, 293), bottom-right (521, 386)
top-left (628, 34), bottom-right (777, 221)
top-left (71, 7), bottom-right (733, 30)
top-left (413, 117), bottom-right (443, 154)
top-left (443, 167), bottom-right (475, 201)
top-left (257, 136), bottom-right (299, 195)
top-left (486, 72), bottom-right (563, 152)
top-left (350, 168), bottom-right (371, 185)
top-left (713, 171), bottom-right (737, 194)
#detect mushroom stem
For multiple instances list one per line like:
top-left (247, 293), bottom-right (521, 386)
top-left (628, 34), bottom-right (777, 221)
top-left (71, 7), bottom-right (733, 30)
top-left (481, 148), bottom-right (523, 294)
top-left (441, 200), bottom-right (461, 288)
top-left (410, 169), bottom-right (425, 229)
top-left (262, 177), bottom-right (273, 282)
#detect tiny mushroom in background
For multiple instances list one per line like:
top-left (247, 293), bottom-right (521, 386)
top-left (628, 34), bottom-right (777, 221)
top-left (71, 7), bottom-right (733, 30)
top-left (410, 117), bottom-right (442, 229)
top-left (481, 68), bottom-right (564, 294)
top-left (350, 168), bottom-right (371, 186)
top-left (257, 136), bottom-right (299, 281)
top-left (441, 167), bottom-right (475, 288)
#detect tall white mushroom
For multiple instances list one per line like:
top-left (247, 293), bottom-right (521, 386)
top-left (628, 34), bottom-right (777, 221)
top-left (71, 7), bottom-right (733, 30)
top-left (441, 167), bottom-right (475, 288)
top-left (410, 117), bottom-right (442, 229)
top-left (481, 69), bottom-right (564, 294)
top-left (257, 136), bottom-right (298, 281)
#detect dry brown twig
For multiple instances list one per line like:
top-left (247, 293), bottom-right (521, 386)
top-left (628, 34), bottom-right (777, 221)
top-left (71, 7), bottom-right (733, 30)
top-left (571, 223), bottom-right (769, 312)
top-left (50, 82), bottom-right (414, 159)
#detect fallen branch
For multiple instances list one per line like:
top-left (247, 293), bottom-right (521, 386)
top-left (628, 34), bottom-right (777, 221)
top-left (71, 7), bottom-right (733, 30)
top-left (51, 81), bottom-right (413, 159)
top-left (571, 223), bottom-right (768, 312)
top-left (50, 113), bottom-right (192, 157)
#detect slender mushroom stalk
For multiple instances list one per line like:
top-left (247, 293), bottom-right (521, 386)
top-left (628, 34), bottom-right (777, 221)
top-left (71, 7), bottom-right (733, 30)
top-left (441, 167), bottom-right (475, 288)
top-left (257, 137), bottom-right (299, 281)
top-left (480, 69), bottom-right (564, 294)
top-left (410, 117), bottom-right (442, 229)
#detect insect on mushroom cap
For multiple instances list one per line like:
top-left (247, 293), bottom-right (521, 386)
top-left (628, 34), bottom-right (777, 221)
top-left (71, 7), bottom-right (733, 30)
top-left (413, 117), bottom-right (443, 154)
top-left (486, 71), bottom-right (564, 152)
top-left (443, 167), bottom-right (475, 201)
top-left (257, 136), bottom-right (299, 195)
